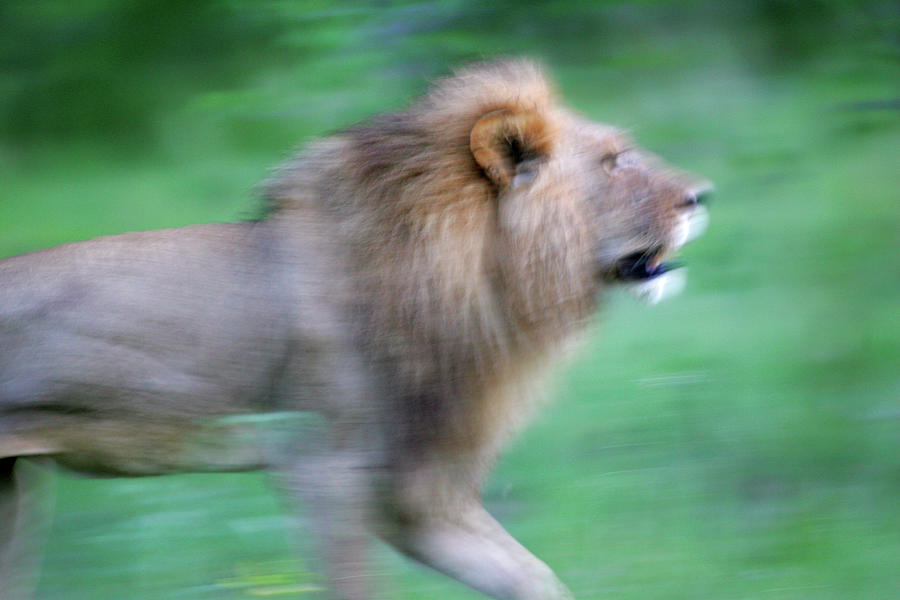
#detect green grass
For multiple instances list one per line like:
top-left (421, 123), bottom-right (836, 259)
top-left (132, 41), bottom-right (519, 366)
top-left (2, 3), bottom-right (898, 598)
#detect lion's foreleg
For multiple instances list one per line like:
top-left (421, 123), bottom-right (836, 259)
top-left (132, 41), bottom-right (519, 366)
top-left (278, 447), bottom-right (375, 600)
top-left (273, 414), bottom-right (379, 600)
top-left (382, 494), bottom-right (573, 600)
top-left (270, 349), bottom-right (383, 600)
top-left (0, 458), bottom-right (55, 600)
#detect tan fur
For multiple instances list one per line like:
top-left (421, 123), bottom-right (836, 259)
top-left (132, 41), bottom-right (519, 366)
top-left (0, 60), bottom-right (708, 599)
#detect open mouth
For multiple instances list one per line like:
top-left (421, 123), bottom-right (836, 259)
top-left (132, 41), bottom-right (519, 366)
top-left (607, 205), bottom-right (708, 302)
top-left (613, 249), bottom-right (682, 282)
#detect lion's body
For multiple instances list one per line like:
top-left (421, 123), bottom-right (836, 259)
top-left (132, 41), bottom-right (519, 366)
top-left (1, 221), bottom-right (324, 471)
top-left (0, 60), bottom-right (708, 599)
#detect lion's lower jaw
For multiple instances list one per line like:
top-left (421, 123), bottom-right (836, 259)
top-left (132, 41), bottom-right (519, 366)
top-left (625, 267), bottom-right (687, 304)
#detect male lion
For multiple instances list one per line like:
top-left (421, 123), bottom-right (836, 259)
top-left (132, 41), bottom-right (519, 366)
top-left (0, 60), bottom-right (709, 599)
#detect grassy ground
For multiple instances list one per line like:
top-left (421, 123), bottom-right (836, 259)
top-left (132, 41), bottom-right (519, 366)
top-left (1, 2), bottom-right (898, 598)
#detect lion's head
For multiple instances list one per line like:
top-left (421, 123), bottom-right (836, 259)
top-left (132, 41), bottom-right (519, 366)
top-left (464, 64), bottom-right (710, 309)
top-left (269, 59), bottom-right (709, 367)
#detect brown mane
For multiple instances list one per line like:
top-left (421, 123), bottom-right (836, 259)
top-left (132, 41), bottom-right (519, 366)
top-left (266, 61), bottom-right (593, 452)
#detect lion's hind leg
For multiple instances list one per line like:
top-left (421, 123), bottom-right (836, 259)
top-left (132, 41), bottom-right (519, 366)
top-left (0, 457), bottom-right (55, 600)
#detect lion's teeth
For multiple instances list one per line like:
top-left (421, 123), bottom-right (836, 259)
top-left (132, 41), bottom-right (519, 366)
top-left (672, 205), bottom-right (709, 249)
top-left (627, 267), bottom-right (686, 304)
top-left (685, 205), bottom-right (709, 243)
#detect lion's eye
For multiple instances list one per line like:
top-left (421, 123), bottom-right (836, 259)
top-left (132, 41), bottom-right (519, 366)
top-left (602, 149), bottom-right (639, 174)
top-left (601, 153), bottom-right (619, 173)
top-left (601, 150), bottom-right (632, 174)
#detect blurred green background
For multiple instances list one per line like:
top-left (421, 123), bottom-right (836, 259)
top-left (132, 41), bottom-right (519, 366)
top-left (1, 1), bottom-right (899, 598)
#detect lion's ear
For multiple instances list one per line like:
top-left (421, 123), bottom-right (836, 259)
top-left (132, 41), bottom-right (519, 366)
top-left (470, 109), bottom-right (554, 188)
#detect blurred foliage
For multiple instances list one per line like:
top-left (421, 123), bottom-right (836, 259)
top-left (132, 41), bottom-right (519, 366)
top-left (1, 1), bottom-right (899, 599)
top-left (2, 0), bottom-right (897, 149)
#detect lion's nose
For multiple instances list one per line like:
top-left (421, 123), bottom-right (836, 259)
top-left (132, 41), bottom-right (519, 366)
top-left (680, 194), bottom-right (699, 209)
top-left (681, 187), bottom-right (712, 209)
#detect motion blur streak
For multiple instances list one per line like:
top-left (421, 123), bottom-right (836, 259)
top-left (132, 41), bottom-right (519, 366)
top-left (2, 1), bottom-right (897, 598)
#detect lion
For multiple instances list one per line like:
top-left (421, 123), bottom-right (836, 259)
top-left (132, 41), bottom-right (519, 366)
top-left (0, 60), bottom-right (709, 599)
